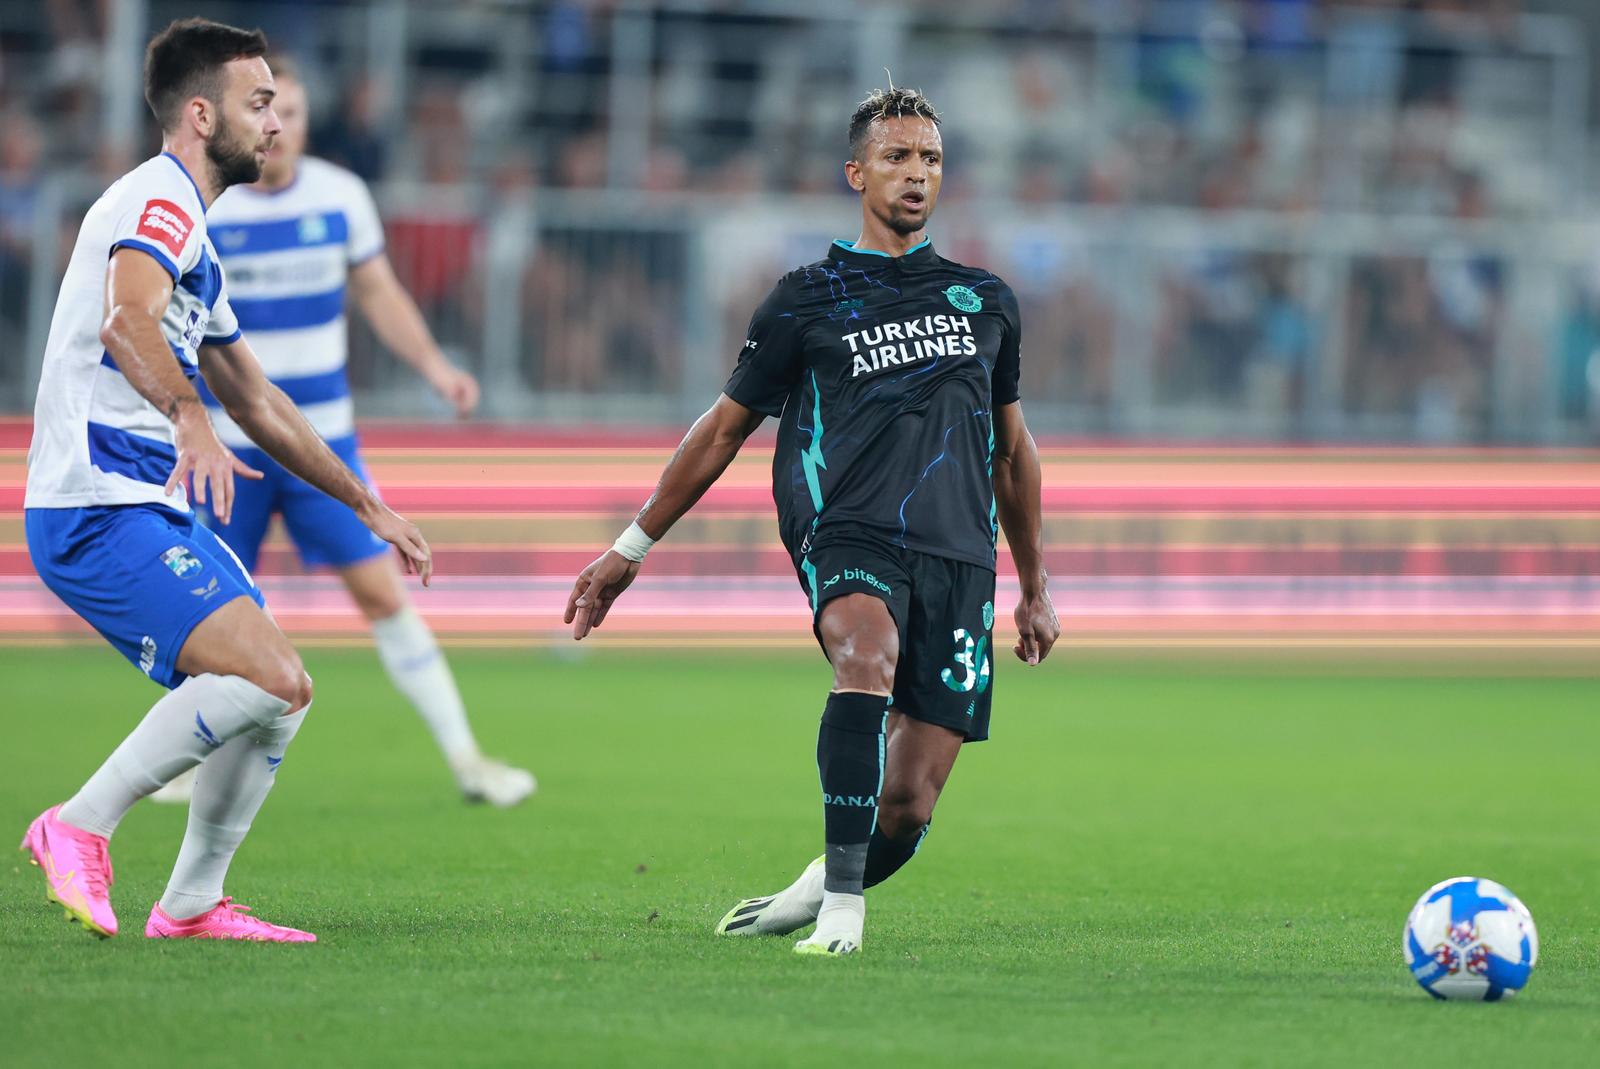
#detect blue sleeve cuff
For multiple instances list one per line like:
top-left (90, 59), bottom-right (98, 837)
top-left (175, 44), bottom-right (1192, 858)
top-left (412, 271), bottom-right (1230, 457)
top-left (109, 238), bottom-right (181, 282)
top-left (202, 329), bottom-right (243, 346)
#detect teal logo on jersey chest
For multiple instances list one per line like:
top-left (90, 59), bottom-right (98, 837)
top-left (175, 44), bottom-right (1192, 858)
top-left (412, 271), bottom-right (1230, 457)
top-left (833, 298), bottom-right (865, 315)
top-left (943, 285), bottom-right (982, 313)
top-left (298, 213), bottom-right (329, 244)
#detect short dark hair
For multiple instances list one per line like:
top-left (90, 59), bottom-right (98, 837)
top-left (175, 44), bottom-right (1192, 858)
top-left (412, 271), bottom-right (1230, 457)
top-left (143, 18), bottom-right (270, 132)
top-left (848, 85), bottom-right (941, 160)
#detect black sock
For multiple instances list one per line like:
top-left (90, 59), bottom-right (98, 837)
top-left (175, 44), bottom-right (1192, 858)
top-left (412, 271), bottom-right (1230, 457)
top-left (816, 691), bottom-right (888, 895)
top-left (863, 822), bottom-right (929, 889)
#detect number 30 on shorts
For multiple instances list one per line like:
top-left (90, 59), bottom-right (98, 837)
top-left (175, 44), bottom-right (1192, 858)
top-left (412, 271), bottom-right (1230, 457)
top-left (940, 628), bottom-right (992, 694)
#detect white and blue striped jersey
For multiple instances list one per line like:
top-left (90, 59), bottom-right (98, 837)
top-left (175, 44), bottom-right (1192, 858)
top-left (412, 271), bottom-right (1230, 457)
top-left (202, 156), bottom-right (385, 448)
top-left (25, 153), bottom-right (239, 513)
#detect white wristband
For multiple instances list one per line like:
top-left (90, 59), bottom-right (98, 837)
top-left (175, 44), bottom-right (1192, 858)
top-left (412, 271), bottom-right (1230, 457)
top-left (611, 521), bottom-right (655, 563)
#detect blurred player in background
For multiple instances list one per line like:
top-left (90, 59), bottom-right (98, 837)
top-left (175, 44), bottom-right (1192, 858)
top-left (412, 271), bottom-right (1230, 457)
top-left (151, 56), bottom-right (534, 809)
top-left (20, 18), bottom-right (433, 942)
top-left (565, 86), bottom-right (1059, 955)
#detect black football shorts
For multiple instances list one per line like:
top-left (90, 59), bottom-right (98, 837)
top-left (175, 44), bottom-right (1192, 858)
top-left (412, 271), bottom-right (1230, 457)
top-left (793, 532), bottom-right (998, 742)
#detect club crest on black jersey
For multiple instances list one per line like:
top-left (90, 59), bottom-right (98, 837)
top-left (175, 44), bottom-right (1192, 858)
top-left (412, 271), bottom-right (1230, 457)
top-left (724, 239), bottom-right (1022, 570)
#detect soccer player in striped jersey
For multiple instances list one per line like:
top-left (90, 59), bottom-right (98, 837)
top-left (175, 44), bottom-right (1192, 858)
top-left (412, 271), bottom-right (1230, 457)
top-left (20, 18), bottom-right (434, 942)
top-left (153, 56), bottom-right (533, 809)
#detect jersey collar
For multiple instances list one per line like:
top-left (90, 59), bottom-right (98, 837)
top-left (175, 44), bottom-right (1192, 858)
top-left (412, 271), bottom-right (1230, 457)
top-left (160, 152), bottom-right (208, 212)
top-left (243, 166), bottom-right (302, 198)
top-left (830, 237), bottom-right (934, 265)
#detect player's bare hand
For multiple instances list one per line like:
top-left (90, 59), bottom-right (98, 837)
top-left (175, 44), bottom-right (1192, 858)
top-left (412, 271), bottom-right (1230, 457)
top-left (167, 408), bottom-right (262, 526)
top-left (431, 365), bottom-right (480, 419)
top-left (361, 501), bottom-right (433, 586)
top-left (1013, 586), bottom-right (1060, 666)
top-left (565, 550), bottom-right (640, 641)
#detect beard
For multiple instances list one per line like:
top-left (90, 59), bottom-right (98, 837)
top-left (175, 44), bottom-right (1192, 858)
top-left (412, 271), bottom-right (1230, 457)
top-left (883, 199), bottom-right (930, 235)
top-left (206, 114), bottom-right (263, 189)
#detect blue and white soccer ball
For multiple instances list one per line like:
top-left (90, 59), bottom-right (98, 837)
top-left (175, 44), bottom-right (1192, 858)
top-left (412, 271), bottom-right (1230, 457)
top-left (1403, 877), bottom-right (1538, 1001)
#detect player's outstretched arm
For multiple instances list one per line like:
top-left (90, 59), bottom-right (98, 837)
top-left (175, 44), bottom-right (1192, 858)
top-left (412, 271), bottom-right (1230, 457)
top-left (992, 400), bottom-right (1059, 665)
top-left (197, 337), bottom-right (433, 585)
top-left (565, 393), bottom-right (766, 640)
top-left (349, 254), bottom-right (479, 417)
top-left (101, 248), bottom-right (263, 525)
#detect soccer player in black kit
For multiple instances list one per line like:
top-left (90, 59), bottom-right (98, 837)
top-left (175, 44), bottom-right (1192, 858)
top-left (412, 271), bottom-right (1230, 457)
top-left (564, 86), bottom-right (1059, 955)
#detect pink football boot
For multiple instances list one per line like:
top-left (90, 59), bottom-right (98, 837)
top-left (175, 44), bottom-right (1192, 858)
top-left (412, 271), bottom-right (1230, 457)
top-left (145, 897), bottom-right (317, 943)
top-left (19, 804), bottom-right (118, 938)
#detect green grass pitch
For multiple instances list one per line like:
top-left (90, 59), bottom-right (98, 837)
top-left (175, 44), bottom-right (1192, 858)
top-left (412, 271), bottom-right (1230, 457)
top-left (2, 646), bottom-right (1597, 1067)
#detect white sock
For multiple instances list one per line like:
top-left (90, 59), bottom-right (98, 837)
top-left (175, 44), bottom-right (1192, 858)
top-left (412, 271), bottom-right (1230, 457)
top-left (158, 707), bottom-right (306, 920)
top-left (799, 890), bottom-right (866, 951)
top-left (59, 674), bottom-right (290, 839)
top-left (371, 607), bottom-right (478, 763)
top-left (816, 890), bottom-right (866, 928)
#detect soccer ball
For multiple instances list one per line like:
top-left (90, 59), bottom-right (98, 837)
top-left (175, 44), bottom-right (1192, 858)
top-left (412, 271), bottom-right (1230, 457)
top-left (1403, 877), bottom-right (1538, 1000)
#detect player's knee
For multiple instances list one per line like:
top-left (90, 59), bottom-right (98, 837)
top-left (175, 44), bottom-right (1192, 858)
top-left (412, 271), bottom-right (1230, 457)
top-left (292, 671), bottom-right (314, 714)
top-left (354, 582), bottom-right (404, 623)
top-left (831, 643), bottom-right (896, 693)
top-left (251, 649), bottom-right (310, 711)
top-left (877, 783), bottom-right (935, 838)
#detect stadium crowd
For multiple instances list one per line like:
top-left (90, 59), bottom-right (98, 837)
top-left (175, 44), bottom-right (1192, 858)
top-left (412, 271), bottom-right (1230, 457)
top-left (1, 0), bottom-right (1593, 439)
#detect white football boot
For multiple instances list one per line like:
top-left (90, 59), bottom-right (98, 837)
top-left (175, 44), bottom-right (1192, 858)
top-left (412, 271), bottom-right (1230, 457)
top-left (794, 891), bottom-right (865, 956)
top-left (148, 766), bottom-right (196, 805)
top-left (452, 756), bottom-right (537, 808)
top-left (716, 855), bottom-right (826, 936)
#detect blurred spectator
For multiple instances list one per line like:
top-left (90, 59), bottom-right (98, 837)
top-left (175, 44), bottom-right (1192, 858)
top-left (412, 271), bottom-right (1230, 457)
top-left (640, 145), bottom-right (689, 195)
top-left (0, 0), bottom-right (1563, 216)
top-left (521, 228), bottom-right (683, 393)
top-left (1555, 262), bottom-right (1600, 429)
top-left (1250, 254), bottom-right (1313, 423)
top-left (1344, 245), bottom-right (1501, 440)
top-left (0, 111), bottom-right (44, 334)
top-left (43, 0), bottom-right (103, 92)
top-left (0, 0), bottom-right (1586, 442)
top-left (553, 131), bottom-right (608, 189)
top-left (409, 82), bottom-right (473, 186)
top-left (313, 75), bottom-right (390, 182)
top-left (1003, 233), bottom-right (1117, 418)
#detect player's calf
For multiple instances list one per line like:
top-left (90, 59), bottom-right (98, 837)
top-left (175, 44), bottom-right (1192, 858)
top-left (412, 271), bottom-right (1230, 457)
top-left (864, 781), bottom-right (934, 888)
top-left (861, 715), bottom-right (959, 889)
top-left (816, 691), bottom-right (890, 895)
top-left (794, 689), bottom-right (890, 956)
top-left (56, 673), bottom-right (292, 841)
top-left (876, 779), bottom-right (936, 840)
top-left (158, 704), bottom-right (307, 921)
top-left (864, 822), bottom-right (930, 890)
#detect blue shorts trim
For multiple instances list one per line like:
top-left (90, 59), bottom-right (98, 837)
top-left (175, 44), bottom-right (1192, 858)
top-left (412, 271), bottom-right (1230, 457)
top-left (26, 504), bottom-right (266, 689)
top-left (203, 433), bottom-right (388, 572)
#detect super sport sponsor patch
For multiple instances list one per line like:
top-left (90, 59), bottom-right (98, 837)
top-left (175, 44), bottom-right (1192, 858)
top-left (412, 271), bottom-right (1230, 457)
top-left (136, 199), bottom-right (193, 258)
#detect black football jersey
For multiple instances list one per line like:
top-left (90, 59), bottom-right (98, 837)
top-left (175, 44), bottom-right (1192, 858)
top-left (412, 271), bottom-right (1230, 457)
top-left (723, 239), bottom-right (1022, 570)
